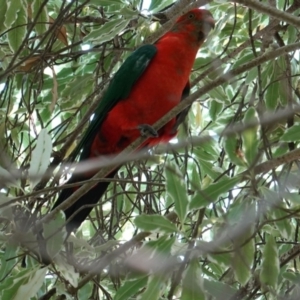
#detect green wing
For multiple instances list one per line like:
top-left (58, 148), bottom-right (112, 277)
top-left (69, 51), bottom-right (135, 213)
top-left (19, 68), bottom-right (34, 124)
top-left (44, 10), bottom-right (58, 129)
top-left (69, 44), bottom-right (157, 161)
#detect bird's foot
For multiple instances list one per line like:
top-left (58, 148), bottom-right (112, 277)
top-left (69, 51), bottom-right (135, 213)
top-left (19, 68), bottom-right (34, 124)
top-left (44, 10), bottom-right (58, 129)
top-left (137, 124), bottom-right (159, 138)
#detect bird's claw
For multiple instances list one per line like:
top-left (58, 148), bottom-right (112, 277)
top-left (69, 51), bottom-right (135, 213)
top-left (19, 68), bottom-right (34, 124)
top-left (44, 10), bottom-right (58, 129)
top-left (137, 124), bottom-right (159, 137)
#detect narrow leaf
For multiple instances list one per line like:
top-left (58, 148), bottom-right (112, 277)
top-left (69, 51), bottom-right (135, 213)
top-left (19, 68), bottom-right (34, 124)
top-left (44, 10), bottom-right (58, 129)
top-left (114, 276), bottom-right (148, 300)
top-left (232, 238), bottom-right (255, 286)
top-left (165, 163), bottom-right (188, 224)
top-left (209, 99), bottom-right (224, 121)
top-left (54, 256), bottom-right (79, 288)
top-left (0, 165), bottom-right (19, 187)
top-left (265, 81), bottom-right (279, 111)
top-left (280, 123), bottom-right (300, 142)
top-left (7, 4), bottom-right (27, 52)
top-left (13, 267), bottom-right (47, 300)
top-left (181, 260), bottom-right (206, 300)
top-left (204, 279), bottom-right (237, 299)
top-left (242, 107), bottom-right (259, 165)
top-left (4, 0), bottom-right (22, 28)
top-left (43, 210), bottom-right (66, 259)
top-left (134, 215), bottom-right (177, 233)
top-left (28, 129), bottom-right (52, 188)
top-left (84, 19), bottom-right (130, 44)
top-left (0, 0), bottom-right (8, 34)
top-left (148, 0), bottom-right (174, 13)
top-left (260, 234), bottom-right (279, 291)
top-left (190, 176), bottom-right (240, 209)
top-left (139, 275), bottom-right (163, 300)
top-left (223, 135), bottom-right (245, 166)
top-left (32, 0), bottom-right (49, 36)
top-left (0, 244), bottom-right (19, 282)
top-left (0, 193), bottom-right (14, 219)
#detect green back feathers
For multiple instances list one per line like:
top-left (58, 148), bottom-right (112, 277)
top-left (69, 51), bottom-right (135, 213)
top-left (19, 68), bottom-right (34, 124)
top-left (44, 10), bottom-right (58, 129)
top-left (69, 44), bottom-right (157, 162)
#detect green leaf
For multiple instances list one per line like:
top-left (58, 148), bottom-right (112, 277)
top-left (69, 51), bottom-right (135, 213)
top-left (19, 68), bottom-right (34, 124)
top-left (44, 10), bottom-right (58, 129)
top-left (165, 163), bottom-right (189, 225)
top-left (0, 165), bottom-right (19, 188)
top-left (32, 0), bottom-right (49, 36)
top-left (54, 255), bottom-right (79, 288)
top-left (207, 252), bottom-right (232, 268)
top-left (282, 272), bottom-right (300, 285)
top-left (194, 139), bottom-right (219, 162)
top-left (181, 260), bottom-right (206, 300)
top-left (134, 215), bottom-right (177, 233)
top-left (207, 85), bottom-right (227, 102)
top-left (265, 81), bottom-right (279, 111)
top-left (232, 51), bottom-right (255, 68)
top-left (0, 243), bottom-right (19, 282)
top-left (28, 129), bottom-right (52, 188)
top-left (7, 3), bottom-right (27, 52)
top-left (242, 107), bottom-right (259, 165)
top-left (84, 18), bottom-right (130, 44)
top-left (139, 275), bottom-right (163, 300)
top-left (0, 0), bottom-right (8, 34)
top-left (148, 0), bottom-right (174, 13)
top-left (120, 6), bottom-right (139, 18)
top-left (43, 210), bottom-right (66, 259)
top-left (0, 266), bottom-right (47, 300)
top-left (0, 269), bottom-right (29, 299)
top-left (246, 68), bottom-right (258, 84)
top-left (280, 123), bottom-right (300, 142)
top-left (12, 267), bottom-right (48, 300)
top-left (196, 159), bottom-right (221, 180)
top-left (223, 135), bottom-right (245, 166)
top-left (81, 0), bottom-right (124, 5)
top-left (277, 57), bottom-right (288, 106)
top-left (284, 192), bottom-right (300, 206)
top-left (260, 234), bottom-right (279, 291)
top-left (209, 99), bottom-right (224, 121)
top-left (146, 235), bottom-right (175, 254)
top-left (204, 279), bottom-right (237, 299)
top-left (272, 208), bottom-right (292, 240)
top-left (115, 276), bottom-right (148, 300)
top-left (4, 0), bottom-right (23, 28)
top-left (0, 193), bottom-right (13, 219)
top-left (190, 176), bottom-right (240, 209)
top-left (232, 237), bottom-right (255, 286)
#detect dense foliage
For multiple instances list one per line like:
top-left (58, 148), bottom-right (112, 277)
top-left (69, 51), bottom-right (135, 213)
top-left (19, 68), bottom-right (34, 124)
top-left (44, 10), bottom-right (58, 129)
top-left (1, 0), bottom-right (300, 299)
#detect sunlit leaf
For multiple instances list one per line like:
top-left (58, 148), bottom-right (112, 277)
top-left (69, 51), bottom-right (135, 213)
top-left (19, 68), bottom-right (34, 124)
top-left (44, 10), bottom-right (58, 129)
top-left (13, 267), bottom-right (47, 300)
top-left (28, 129), bottom-right (52, 188)
top-left (84, 19), bottom-right (130, 44)
top-left (148, 0), bottom-right (174, 13)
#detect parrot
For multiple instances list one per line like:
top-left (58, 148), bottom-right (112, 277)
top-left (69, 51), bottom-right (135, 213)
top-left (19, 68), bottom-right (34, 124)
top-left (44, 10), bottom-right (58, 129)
top-left (52, 8), bottom-right (215, 233)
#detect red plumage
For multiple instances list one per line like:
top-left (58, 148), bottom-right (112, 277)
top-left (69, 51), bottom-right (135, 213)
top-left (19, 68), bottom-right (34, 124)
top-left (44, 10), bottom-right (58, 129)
top-left (52, 8), bottom-right (215, 232)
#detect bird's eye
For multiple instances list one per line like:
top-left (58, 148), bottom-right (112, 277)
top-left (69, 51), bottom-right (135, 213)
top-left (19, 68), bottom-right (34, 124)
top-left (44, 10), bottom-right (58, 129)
top-left (188, 13), bottom-right (194, 19)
